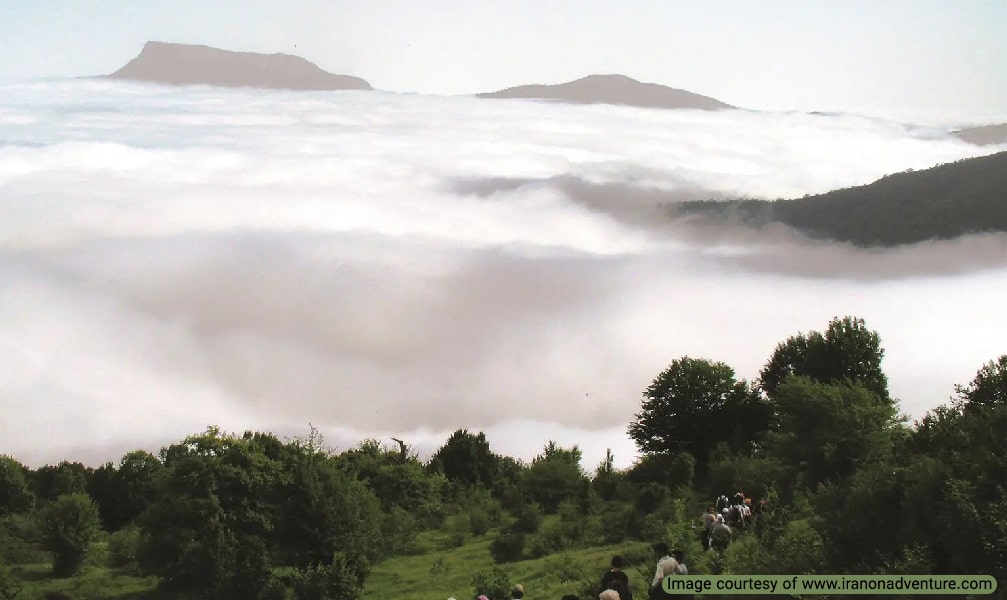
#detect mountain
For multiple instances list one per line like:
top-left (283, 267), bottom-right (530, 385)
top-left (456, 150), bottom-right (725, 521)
top-left (107, 41), bottom-right (371, 90)
top-left (953, 123), bottom-right (1007, 146)
top-left (674, 151), bottom-right (1007, 247)
top-left (476, 74), bottom-right (733, 110)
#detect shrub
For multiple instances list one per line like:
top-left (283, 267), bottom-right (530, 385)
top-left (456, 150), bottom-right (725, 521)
top-left (0, 514), bottom-right (46, 565)
top-left (260, 576), bottom-right (287, 600)
top-left (470, 566), bottom-right (511, 600)
top-left (0, 564), bottom-right (23, 600)
top-left (106, 526), bottom-right (141, 570)
top-left (292, 553), bottom-right (362, 600)
top-left (37, 493), bottom-right (100, 576)
top-left (511, 502), bottom-right (542, 534)
top-left (469, 508), bottom-right (491, 536)
top-left (489, 528), bottom-right (525, 563)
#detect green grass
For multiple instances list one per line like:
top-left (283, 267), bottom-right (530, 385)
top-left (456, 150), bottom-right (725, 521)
top-left (362, 516), bottom-right (656, 600)
top-left (5, 562), bottom-right (161, 600)
top-left (6, 517), bottom-right (663, 600)
top-left (3, 537), bottom-right (163, 600)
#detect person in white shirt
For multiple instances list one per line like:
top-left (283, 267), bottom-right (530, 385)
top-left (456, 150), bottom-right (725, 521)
top-left (671, 550), bottom-right (688, 575)
top-left (649, 542), bottom-right (680, 598)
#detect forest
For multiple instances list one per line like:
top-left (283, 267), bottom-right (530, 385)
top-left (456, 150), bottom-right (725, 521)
top-left (1, 316), bottom-right (1005, 600)
top-left (674, 151), bottom-right (1007, 246)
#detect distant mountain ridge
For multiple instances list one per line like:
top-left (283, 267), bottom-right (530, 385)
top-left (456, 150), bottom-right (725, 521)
top-left (107, 41), bottom-right (371, 90)
top-left (674, 151), bottom-right (1007, 247)
top-left (476, 74), bottom-right (733, 110)
top-left (953, 123), bottom-right (1007, 146)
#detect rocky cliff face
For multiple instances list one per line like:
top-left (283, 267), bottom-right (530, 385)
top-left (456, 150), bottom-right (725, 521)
top-left (108, 41), bottom-right (371, 90)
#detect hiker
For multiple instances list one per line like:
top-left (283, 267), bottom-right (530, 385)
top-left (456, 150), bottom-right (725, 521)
top-left (716, 494), bottom-right (730, 512)
top-left (649, 542), bottom-right (679, 600)
top-left (601, 555), bottom-right (633, 600)
top-left (727, 504), bottom-right (745, 529)
top-left (512, 584), bottom-right (525, 600)
top-left (671, 550), bottom-right (687, 575)
top-left (700, 506), bottom-right (716, 546)
top-left (602, 579), bottom-right (629, 600)
top-left (670, 550), bottom-right (692, 599)
top-left (708, 515), bottom-right (732, 551)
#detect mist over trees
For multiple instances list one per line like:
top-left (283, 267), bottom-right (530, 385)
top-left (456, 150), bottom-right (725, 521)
top-left (1, 315), bottom-right (1005, 598)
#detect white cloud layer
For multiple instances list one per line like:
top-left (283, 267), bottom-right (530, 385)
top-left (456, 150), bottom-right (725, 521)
top-left (1, 79), bottom-right (1005, 470)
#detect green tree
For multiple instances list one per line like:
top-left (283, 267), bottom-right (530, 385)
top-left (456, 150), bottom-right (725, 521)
top-left (112, 450), bottom-right (162, 529)
top-left (907, 402), bottom-right (1007, 582)
top-left (428, 429), bottom-right (500, 488)
top-left (522, 442), bottom-right (587, 513)
top-left (592, 449), bottom-right (628, 501)
top-left (85, 462), bottom-right (117, 530)
top-left (136, 427), bottom-right (283, 598)
top-left (38, 493), bottom-right (100, 576)
top-left (0, 456), bottom-right (34, 516)
top-left (759, 316), bottom-right (889, 402)
top-left (30, 461), bottom-right (88, 503)
top-left (628, 357), bottom-right (769, 472)
top-left (766, 377), bottom-right (901, 492)
top-left (954, 354), bottom-right (1007, 409)
top-left (273, 436), bottom-right (383, 576)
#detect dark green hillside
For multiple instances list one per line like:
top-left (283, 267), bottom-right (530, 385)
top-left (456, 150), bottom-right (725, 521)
top-left (676, 151), bottom-right (1007, 246)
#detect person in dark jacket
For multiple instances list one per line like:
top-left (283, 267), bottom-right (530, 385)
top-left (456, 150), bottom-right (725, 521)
top-left (601, 555), bottom-right (633, 600)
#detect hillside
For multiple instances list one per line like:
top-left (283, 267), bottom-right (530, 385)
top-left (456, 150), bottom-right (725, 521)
top-left (107, 41), bottom-right (372, 90)
top-left (476, 74), bottom-right (733, 110)
top-left (674, 150), bottom-right (1007, 246)
top-left (2, 316), bottom-right (1005, 597)
top-left (954, 123), bottom-right (1007, 146)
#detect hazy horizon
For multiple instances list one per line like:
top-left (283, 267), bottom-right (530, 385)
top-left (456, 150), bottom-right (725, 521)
top-left (2, 76), bottom-right (1006, 470)
top-left (1, 1), bottom-right (1006, 126)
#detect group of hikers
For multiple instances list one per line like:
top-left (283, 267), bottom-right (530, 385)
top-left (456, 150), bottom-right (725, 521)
top-left (466, 493), bottom-right (767, 600)
top-left (598, 544), bottom-right (689, 600)
top-left (465, 543), bottom-right (691, 600)
top-left (700, 491), bottom-right (766, 551)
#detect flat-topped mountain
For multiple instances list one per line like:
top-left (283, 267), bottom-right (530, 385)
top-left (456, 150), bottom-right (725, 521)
top-left (476, 74), bottom-right (733, 110)
top-left (108, 41), bottom-right (371, 90)
top-left (953, 123), bottom-right (1007, 146)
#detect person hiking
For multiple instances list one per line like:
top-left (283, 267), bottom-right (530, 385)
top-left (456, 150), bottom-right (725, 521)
top-left (708, 515), bottom-right (732, 551)
top-left (511, 584), bottom-right (525, 600)
top-left (601, 579), bottom-right (629, 600)
top-left (700, 506), bottom-right (716, 546)
top-left (671, 550), bottom-right (687, 575)
top-left (601, 555), bottom-right (633, 600)
top-left (649, 542), bottom-right (679, 600)
top-left (670, 550), bottom-right (692, 599)
top-left (716, 494), bottom-right (730, 512)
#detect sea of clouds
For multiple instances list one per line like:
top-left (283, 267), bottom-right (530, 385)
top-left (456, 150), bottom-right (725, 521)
top-left (1, 78), bottom-right (1006, 470)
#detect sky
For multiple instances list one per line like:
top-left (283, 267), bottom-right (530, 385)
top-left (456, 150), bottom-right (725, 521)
top-left (1, 77), bottom-right (1005, 470)
top-left (0, 0), bottom-right (1005, 124)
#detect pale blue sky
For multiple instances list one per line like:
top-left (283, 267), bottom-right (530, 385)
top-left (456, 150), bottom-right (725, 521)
top-left (1, 0), bottom-right (1005, 120)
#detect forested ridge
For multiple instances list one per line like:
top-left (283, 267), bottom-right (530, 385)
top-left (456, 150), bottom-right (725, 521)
top-left (675, 151), bottom-right (1007, 246)
top-left (2, 316), bottom-right (1006, 600)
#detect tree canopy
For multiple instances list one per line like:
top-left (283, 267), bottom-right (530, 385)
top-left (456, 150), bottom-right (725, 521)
top-left (628, 357), bottom-right (770, 472)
